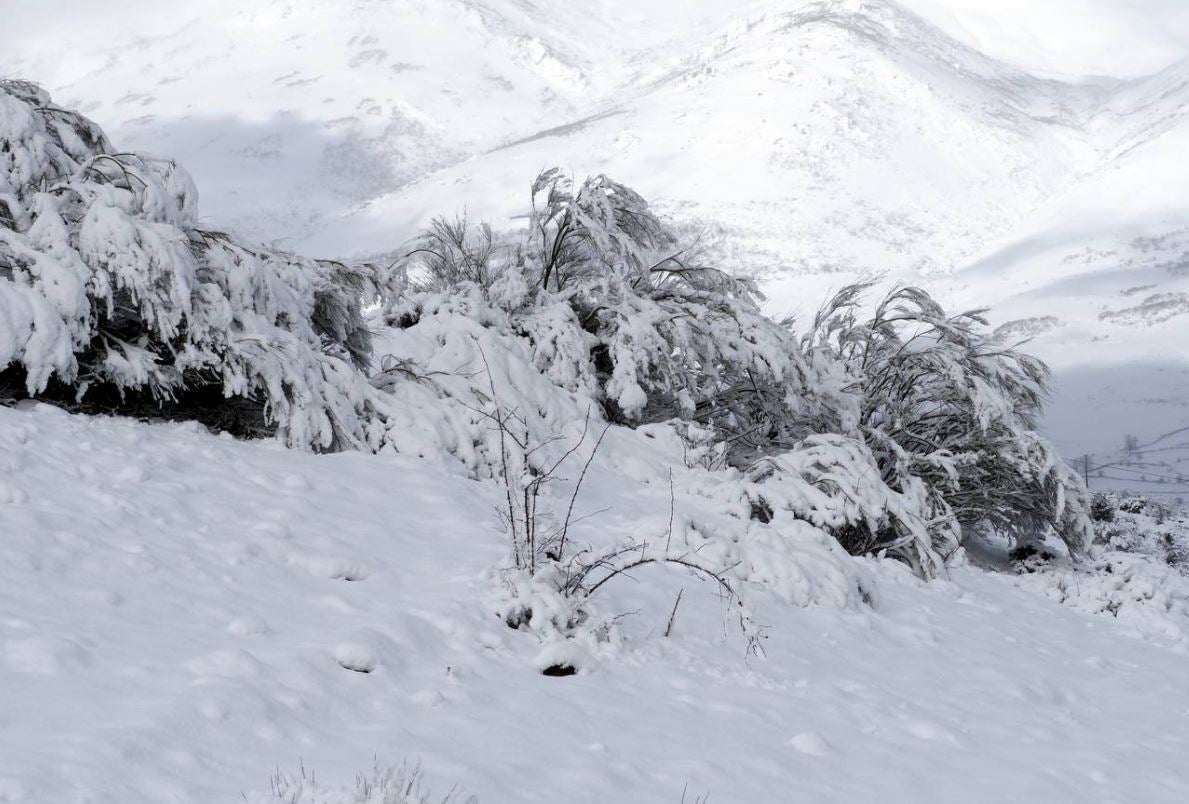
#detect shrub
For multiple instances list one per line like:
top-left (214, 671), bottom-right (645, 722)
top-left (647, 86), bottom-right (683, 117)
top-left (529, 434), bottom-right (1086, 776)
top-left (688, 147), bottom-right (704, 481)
top-left (391, 170), bottom-right (811, 448)
top-left (800, 283), bottom-right (1092, 559)
top-left (1090, 493), bottom-right (1116, 522)
top-left (0, 79), bottom-right (386, 449)
top-left (391, 173), bottom-right (1091, 573)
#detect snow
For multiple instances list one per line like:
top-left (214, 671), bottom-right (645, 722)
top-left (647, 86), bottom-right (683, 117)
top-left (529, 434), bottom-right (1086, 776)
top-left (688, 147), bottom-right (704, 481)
top-left (3, 401), bottom-right (1189, 802)
top-left (895, 0), bottom-right (1189, 78)
top-left (4, 2), bottom-right (1189, 801)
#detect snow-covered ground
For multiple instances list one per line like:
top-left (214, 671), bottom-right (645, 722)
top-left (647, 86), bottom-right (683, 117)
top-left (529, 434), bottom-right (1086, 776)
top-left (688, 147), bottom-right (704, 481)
top-left (3, 401), bottom-right (1189, 803)
top-left (4, 3), bottom-right (1189, 802)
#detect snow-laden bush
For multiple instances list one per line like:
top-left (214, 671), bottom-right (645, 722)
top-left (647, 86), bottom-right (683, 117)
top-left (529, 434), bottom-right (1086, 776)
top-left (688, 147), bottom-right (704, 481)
top-left (393, 169), bottom-right (812, 441)
top-left (1016, 497), bottom-right (1189, 644)
top-left (799, 284), bottom-right (1092, 560)
top-left (370, 295), bottom-right (770, 652)
top-left (391, 176), bottom-right (1088, 572)
top-left (1090, 494), bottom-right (1189, 567)
top-left (743, 435), bottom-right (947, 576)
top-left (0, 80), bottom-right (385, 449)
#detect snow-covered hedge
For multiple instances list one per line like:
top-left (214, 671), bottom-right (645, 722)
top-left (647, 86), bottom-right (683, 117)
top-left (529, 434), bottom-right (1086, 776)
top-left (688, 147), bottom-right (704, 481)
top-left (0, 79), bottom-right (384, 449)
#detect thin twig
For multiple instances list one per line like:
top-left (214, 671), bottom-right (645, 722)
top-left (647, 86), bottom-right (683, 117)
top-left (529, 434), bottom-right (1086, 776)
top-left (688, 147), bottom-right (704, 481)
top-left (664, 588), bottom-right (683, 638)
top-left (665, 468), bottom-right (676, 552)
top-left (556, 419), bottom-right (612, 561)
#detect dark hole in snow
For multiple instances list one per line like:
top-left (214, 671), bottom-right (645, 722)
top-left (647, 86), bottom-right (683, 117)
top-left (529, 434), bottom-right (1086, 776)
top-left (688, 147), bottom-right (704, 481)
top-left (541, 663), bottom-right (577, 677)
top-left (857, 583), bottom-right (873, 607)
top-left (749, 496), bottom-right (773, 524)
top-left (1009, 544), bottom-right (1056, 573)
top-left (504, 607), bottom-right (532, 630)
top-left (338, 660), bottom-right (374, 674)
top-left (1009, 544), bottom-right (1054, 563)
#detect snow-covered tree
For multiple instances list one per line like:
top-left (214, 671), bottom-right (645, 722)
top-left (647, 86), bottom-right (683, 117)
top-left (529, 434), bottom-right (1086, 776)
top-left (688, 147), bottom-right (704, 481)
top-left (393, 169), bottom-right (813, 450)
top-left (0, 80), bottom-right (385, 449)
top-left (800, 283), bottom-right (1092, 558)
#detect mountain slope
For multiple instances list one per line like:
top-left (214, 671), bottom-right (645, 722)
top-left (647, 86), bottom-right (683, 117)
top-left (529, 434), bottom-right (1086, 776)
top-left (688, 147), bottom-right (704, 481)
top-left (931, 59), bottom-right (1189, 488)
top-left (0, 0), bottom-right (644, 240)
top-left (310, 1), bottom-right (1104, 277)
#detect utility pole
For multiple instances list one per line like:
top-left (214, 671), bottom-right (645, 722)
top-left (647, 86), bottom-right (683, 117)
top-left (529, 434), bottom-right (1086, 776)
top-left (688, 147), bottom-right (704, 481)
top-left (1083, 454), bottom-right (1090, 489)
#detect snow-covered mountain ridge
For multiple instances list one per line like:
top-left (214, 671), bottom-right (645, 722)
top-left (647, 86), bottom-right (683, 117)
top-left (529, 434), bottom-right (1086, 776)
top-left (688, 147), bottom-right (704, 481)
top-left (2, 1), bottom-right (1178, 266)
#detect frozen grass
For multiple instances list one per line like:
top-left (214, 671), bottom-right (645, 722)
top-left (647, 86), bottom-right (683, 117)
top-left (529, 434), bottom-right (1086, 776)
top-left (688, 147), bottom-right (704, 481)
top-left (245, 761), bottom-right (475, 804)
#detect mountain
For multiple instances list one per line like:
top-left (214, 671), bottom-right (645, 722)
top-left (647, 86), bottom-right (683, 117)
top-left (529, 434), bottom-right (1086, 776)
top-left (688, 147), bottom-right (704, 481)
top-left (936, 59), bottom-right (1189, 490)
top-left (317, 1), bottom-right (1102, 280)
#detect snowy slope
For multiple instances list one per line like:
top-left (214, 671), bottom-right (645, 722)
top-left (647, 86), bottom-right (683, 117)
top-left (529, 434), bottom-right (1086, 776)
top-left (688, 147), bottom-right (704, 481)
top-left (4, 401), bottom-right (1189, 803)
top-left (0, 0), bottom-right (641, 241)
top-left (931, 58), bottom-right (1189, 492)
top-left (894, 0), bottom-right (1189, 78)
top-left (314, 1), bottom-right (1103, 279)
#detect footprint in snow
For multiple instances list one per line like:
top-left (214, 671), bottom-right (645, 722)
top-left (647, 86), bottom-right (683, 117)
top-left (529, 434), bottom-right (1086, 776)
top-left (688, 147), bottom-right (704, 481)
top-left (789, 732), bottom-right (832, 756)
top-left (335, 643), bottom-right (378, 674)
top-left (227, 615), bottom-right (269, 636)
top-left (904, 719), bottom-right (960, 746)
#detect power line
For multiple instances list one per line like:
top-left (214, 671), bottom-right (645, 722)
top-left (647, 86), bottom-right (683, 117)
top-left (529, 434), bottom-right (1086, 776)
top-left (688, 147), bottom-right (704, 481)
top-left (1097, 465), bottom-right (1189, 483)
